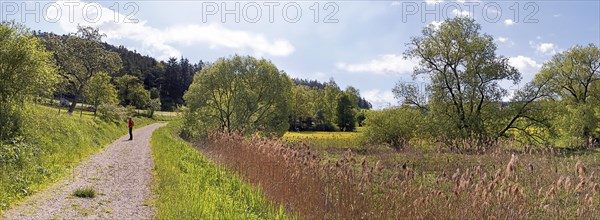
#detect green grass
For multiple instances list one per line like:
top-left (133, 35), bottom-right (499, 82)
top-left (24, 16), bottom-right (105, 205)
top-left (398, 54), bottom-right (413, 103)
top-left (0, 104), bottom-right (155, 212)
top-left (150, 122), bottom-right (289, 219)
top-left (73, 187), bottom-right (96, 198)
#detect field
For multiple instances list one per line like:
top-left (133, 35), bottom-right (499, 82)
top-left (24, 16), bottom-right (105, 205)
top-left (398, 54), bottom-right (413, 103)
top-left (0, 105), bottom-right (155, 212)
top-left (282, 128), bottom-right (385, 156)
top-left (196, 128), bottom-right (600, 219)
top-left (149, 122), bottom-right (289, 219)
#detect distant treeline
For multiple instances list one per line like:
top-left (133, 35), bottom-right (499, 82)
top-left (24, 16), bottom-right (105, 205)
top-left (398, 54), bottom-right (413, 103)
top-left (33, 30), bottom-right (372, 129)
top-left (293, 78), bottom-right (372, 110)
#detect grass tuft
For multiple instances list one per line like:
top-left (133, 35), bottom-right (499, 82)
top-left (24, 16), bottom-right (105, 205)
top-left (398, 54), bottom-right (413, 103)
top-left (73, 187), bottom-right (96, 198)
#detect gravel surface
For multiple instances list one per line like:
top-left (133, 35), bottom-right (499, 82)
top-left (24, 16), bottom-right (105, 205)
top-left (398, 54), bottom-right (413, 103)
top-left (3, 123), bottom-right (166, 220)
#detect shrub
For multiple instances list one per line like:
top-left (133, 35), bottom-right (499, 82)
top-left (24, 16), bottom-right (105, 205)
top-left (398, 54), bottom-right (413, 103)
top-left (362, 106), bottom-right (424, 149)
top-left (97, 103), bottom-right (127, 122)
top-left (180, 107), bottom-right (218, 141)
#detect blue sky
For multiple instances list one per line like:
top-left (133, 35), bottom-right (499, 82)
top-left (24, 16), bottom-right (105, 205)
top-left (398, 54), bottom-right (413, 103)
top-left (3, 0), bottom-right (599, 108)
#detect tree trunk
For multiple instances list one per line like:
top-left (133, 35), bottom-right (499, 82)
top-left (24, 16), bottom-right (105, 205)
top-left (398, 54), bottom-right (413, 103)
top-left (68, 100), bottom-right (77, 113)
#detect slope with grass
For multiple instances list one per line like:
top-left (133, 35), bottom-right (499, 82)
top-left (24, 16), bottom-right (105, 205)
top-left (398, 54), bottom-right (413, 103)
top-left (150, 122), bottom-right (289, 219)
top-left (0, 105), bottom-right (154, 212)
top-left (2, 123), bottom-right (165, 219)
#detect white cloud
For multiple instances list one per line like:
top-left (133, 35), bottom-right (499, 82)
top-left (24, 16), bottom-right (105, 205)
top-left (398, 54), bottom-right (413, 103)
top-left (336, 54), bottom-right (416, 76)
top-left (363, 89), bottom-right (396, 109)
top-left (553, 14), bottom-right (561, 18)
top-left (496, 37), bottom-right (515, 47)
top-left (456, 0), bottom-right (480, 3)
top-left (503, 19), bottom-right (515, 26)
top-left (390, 1), bottom-right (402, 6)
top-left (46, 0), bottom-right (294, 60)
top-left (452, 9), bottom-right (473, 17)
top-left (529, 41), bottom-right (559, 55)
top-left (426, 0), bottom-right (444, 5)
top-left (509, 56), bottom-right (542, 76)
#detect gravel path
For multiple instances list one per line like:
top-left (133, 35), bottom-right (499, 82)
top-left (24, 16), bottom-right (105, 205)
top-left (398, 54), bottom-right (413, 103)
top-left (2, 123), bottom-right (166, 220)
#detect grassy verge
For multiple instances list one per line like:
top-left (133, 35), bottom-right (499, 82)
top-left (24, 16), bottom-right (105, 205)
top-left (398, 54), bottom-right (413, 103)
top-left (0, 104), bottom-right (155, 212)
top-left (150, 122), bottom-right (288, 219)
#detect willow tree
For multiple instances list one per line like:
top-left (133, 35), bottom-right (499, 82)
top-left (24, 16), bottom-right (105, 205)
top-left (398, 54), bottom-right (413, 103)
top-left (535, 44), bottom-right (600, 147)
top-left (401, 17), bottom-right (521, 141)
top-left (184, 55), bottom-right (293, 137)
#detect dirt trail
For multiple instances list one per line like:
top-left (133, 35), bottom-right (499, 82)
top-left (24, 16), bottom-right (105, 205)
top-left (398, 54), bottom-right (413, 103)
top-left (2, 123), bottom-right (166, 220)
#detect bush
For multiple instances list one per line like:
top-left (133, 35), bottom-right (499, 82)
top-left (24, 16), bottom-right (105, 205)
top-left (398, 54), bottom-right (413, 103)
top-left (314, 122), bottom-right (337, 132)
top-left (362, 106), bottom-right (424, 149)
top-left (180, 107), bottom-right (219, 141)
top-left (97, 103), bottom-right (128, 122)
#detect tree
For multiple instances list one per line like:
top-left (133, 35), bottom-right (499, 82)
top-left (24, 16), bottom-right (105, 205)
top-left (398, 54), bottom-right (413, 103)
top-left (344, 86), bottom-right (360, 109)
top-left (535, 44), bottom-right (600, 147)
top-left (336, 94), bottom-right (356, 131)
top-left (184, 55), bottom-right (293, 137)
top-left (128, 85), bottom-right (151, 109)
top-left (46, 26), bottom-right (121, 113)
top-left (160, 57), bottom-right (199, 110)
top-left (290, 85), bottom-right (317, 131)
top-left (148, 98), bottom-right (161, 118)
top-left (83, 72), bottom-right (118, 118)
top-left (401, 17), bottom-right (521, 141)
top-left (115, 74), bottom-right (150, 108)
top-left (0, 22), bottom-right (57, 140)
top-left (320, 79), bottom-right (341, 125)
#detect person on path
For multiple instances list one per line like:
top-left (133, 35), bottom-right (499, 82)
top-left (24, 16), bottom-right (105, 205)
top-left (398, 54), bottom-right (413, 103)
top-left (128, 117), bottom-right (134, 140)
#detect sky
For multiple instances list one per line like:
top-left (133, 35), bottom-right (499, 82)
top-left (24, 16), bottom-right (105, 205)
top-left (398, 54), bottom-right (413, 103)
top-left (2, 0), bottom-right (599, 108)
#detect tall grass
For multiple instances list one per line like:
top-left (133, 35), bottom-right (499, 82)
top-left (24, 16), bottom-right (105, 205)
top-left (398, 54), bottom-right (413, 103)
top-left (150, 122), bottom-right (289, 219)
top-left (0, 105), bottom-right (154, 212)
top-left (202, 131), bottom-right (600, 219)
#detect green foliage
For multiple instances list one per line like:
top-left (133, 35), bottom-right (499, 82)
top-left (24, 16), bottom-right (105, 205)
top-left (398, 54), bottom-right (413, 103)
top-left (362, 107), bottom-right (425, 149)
top-left (150, 122), bottom-right (289, 219)
top-left (288, 80), bottom-right (365, 132)
top-left (356, 111), bottom-right (366, 127)
top-left (114, 74), bottom-right (151, 109)
top-left (554, 104), bottom-right (598, 148)
top-left (83, 72), bottom-right (118, 116)
top-left (534, 44), bottom-right (600, 148)
top-left (98, 103), bottom-right (128, 122)
top-left (398, 17), bottom-right (543, 146)
top-left (0, 22), bottom-right (57, 140)
top-left (148, 98), bottom-right (161, 118)
top-left (160, 57), bottom-right (198, 111)
top-left (46, 25), bottom-right (122, 113)
top-left (289, 85), bottom-right (317, 131)
top-left (336, 94), bottom-right (356, 132)
top-left (184, 55), bottom-right (293, 137)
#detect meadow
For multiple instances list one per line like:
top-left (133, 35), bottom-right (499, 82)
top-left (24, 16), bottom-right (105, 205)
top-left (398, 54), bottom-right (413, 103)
top-left (149, 122), bottom-right (289, 219)
top-left (0, 105), bottom-right (155, 212)
top-left (197, 128), bottom-right (600, 219)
